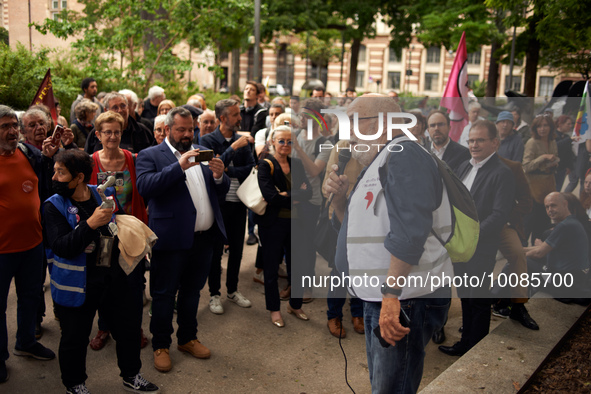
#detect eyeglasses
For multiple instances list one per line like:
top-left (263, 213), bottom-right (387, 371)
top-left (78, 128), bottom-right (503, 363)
top-left (0, 122), bottom-right (19, 131)
top-left (109, 104), bottom-right (127, 111)
top-left (276, 139), bottom-right (292, 145)
top-left (467, 138), bottom-right (492, 145)
top-left (100, 131), bottom-right (122, 137)
top-left (428, 122), bottom-right (447, 129)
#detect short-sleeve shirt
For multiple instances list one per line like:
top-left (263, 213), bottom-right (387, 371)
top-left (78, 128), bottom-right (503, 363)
top-left (545, 215), bottom-right (589, 272)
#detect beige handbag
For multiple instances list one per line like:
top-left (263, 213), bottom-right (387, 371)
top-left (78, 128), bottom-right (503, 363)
top-left (237, 159), bottom-right (274, 215)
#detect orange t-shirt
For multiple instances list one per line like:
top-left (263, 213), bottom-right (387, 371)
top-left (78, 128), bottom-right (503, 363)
top-left (0, 149), bottom-right (43, 253)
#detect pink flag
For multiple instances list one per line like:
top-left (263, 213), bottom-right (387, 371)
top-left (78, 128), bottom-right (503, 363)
top-left (440, 32), bottom-right (469, 142)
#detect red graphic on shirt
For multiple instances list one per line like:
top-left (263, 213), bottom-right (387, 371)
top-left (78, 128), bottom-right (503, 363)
top-left (365, 191), bottom-right (373, 209)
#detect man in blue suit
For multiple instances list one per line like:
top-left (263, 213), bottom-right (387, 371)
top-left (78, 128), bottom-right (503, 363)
top-left (136, 107), bottom-right (230, 373)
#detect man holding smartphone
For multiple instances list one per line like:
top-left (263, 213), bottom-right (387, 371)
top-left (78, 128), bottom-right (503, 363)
top-left (136, 107), bottom-right (230, 373)
top-left (201, 99), bottom-right (255, 315)
top-left (324, 95), bottom-right (452, 393)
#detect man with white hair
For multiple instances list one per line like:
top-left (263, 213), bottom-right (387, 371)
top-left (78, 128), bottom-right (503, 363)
top-left (325, 94), bottom-right (452, 393)
top-left (143, 86), bottom-right (166, 123)
top-left (119, 89), bottom-right (154, 132)
top-left (195, 109), bottom-right (217, 144)
top-left (459, 101), bottom-right (483, 148)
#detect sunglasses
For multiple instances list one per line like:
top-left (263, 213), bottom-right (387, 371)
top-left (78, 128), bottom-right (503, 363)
top-left (276, 139), bottom-right (292, 145)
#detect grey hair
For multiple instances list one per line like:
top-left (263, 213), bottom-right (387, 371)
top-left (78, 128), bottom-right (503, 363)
top-left (154, 114), bottom-right (167, 130)
top-left (187, 99), bottom-right (202, 109)
top-left (0, 105), bottom-right (17, 121)
top-left (197, 109), bottom-right (216, 122)
top-left (22, 107), bottom-right (50, 125)
top-left (468, 101), bottom-right (481, 111)
top-left (165, 107), bottom-right (192, 128)
top-left (214, 99), bottom-right (239, 120)
top-left (103, 92), bottom-right (128, 110)
top-left (148, 86), bottom-right (165, 100)
top-left (270, 103), bottom-right (285, 112)
top-left (118, 89), bottom-right (139, 106)
top-left (74, 99), bottom-right (100, 120)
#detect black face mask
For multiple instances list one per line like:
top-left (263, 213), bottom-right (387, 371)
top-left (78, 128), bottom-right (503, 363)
top-left (53, 180), bottom-right (76, 199)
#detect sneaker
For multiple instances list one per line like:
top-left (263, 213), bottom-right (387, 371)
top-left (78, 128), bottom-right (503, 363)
top-left (227, 291), bottom-right (252, 308)
top-left (0, 360), bottom-right (8, 383)
top-left (209, 295), bottom-right (224, 314)
top-left (13, 342), bottom-right (55, 360)
top-left (122, 373), bottom-right (159, 392)
top-left (492, 305), bottom-right (511, 319)
top-left (253, 270), bottom-right (264, 284)
top-left (246, 233), bottom-right (258, 245)
top-left (66, 383), bottom-right (91, 394)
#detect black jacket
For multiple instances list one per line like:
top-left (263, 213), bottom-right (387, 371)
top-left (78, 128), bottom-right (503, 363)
top-left (200, 127), bottom-right (255, 183)
top-left (442, 139), bottom-right (471, 174)
top-left (255, 156), bottom-right (311, 227)
top-left (84, 116), bottom-right (155, 154)
top-left (240, 103), bottom-right (267, 136)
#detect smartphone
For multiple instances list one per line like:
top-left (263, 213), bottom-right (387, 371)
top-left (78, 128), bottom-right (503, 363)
top-left (373, 308), bottom-right (411, 348)
top-left (51, 124), bottom-right (64, 146)
top-left (195, 149), bottom-right (214, 162)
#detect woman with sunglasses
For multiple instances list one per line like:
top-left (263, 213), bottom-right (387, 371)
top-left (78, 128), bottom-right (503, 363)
top-left (87, 111), bottom-right (148, 350)
top-left (523, 114), bottom-right (559, 243)
top-left (256, 126), bottom-right (312, 327)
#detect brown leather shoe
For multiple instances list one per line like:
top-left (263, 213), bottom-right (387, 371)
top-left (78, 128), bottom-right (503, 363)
top-left (352, 317), bottom-right (365, 334)
top-left (327, 318), bottom-right (346, 338)
top-left (153, 348), bottom-right (172, 372)
top-left (279, 285), bottom-right (291, 301)
top-left (178, 339), bottom-right (211, 359)
top-left (89, 330), bottom-right (110, 351)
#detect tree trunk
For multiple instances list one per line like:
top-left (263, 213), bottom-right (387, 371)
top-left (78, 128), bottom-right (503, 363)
top-left (231, 48), bottom-right (240, 94)
top-left (485, 10), bottom-right (504, 104)
top-left (348, 37), bottom-right (361, 91)
top-left (523, 11), bottom-right (541, 98)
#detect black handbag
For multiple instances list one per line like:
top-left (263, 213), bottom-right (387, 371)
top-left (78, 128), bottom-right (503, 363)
top-left (314, 202), bottom-right (339, 266)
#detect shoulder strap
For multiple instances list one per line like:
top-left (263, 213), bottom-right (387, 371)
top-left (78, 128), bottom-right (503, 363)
top-left (264, 158), bottom-right (274, 176)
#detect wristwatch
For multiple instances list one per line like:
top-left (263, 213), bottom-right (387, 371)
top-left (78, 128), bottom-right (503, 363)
top-left (381, 283), bottom-right (402, 297)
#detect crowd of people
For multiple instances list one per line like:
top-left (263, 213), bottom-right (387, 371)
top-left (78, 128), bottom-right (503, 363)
top-left (1, 76), bottom-right (590, 394)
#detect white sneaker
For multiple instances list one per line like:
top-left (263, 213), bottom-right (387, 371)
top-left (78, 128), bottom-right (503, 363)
top-left (209, 295), bottom-right (224, 314)
top-left (227, 291), bottom-right (252, 308)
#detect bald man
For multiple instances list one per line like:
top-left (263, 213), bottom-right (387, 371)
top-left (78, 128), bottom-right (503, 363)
top-left (524, 192), bottom-right (590, 302)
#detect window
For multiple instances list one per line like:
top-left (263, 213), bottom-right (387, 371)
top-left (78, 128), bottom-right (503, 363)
top-left (53, 13), bottom-right (60, 21)
top-left (62, 0), bottom-right (67, 8)
top-left (276, 44), bottom-right (294, 95)
top-left (467, 74), bottom-right (479, 88)
top-left (426, 47), bottom-right (440, 64)
top-left (388, 50), bottom-right (400, 63)
top-left (424, 73), bottom-right (439, 91)
top-left (52, 0), bottom-right (59, 9)
top-left (356, 71), bottom-right (365, 88)
top-left (539, 76), bottom-right (555, 97)
top-left (358, 45), bottom-right (366, 64)
top-left (387, 72), bottom-right (401, 90)
top-left (505, 75), bottom-right (522, 92)
top-left (467, 51), bottom-right (481, 65)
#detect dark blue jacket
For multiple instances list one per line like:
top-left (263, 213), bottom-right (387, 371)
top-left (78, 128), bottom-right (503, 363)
top-left (136, 142), bottom-right (230, 250)
top-left (200, 127), bottom-right (255, 184)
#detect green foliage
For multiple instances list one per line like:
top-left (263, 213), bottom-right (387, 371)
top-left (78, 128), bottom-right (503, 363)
top-left (0, 43), bottom-right (80, 112)
top-left (0, 27), bottom-right (8, 45)
top-left (289, 32), bottom-right (341, 68)
top-left (32, 0), bottom-right (253, 96)
top-left (471, 80), bottom-right (487, 97)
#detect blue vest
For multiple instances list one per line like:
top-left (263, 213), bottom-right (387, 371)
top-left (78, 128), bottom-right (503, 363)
top-left (45, 186), bottom-right (116, 307)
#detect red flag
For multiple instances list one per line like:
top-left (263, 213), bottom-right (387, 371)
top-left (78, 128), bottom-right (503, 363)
top-left (30, 69), bottom-right (58, 124)
top-left (440, 32), bottom-right (469, 142)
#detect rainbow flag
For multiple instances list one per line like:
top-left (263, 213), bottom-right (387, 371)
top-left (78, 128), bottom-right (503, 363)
top-left (574, 80), bottom-right (590, 141)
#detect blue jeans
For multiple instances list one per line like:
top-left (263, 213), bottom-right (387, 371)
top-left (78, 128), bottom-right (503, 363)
top-left (150, 230), bottom-right (214, 350)
top-left (0, 243), bottom-right (43, 361)
top-left (327, 267), bottom-right (363, 320)
top-left (364, 289), bottom-right (450, 394)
